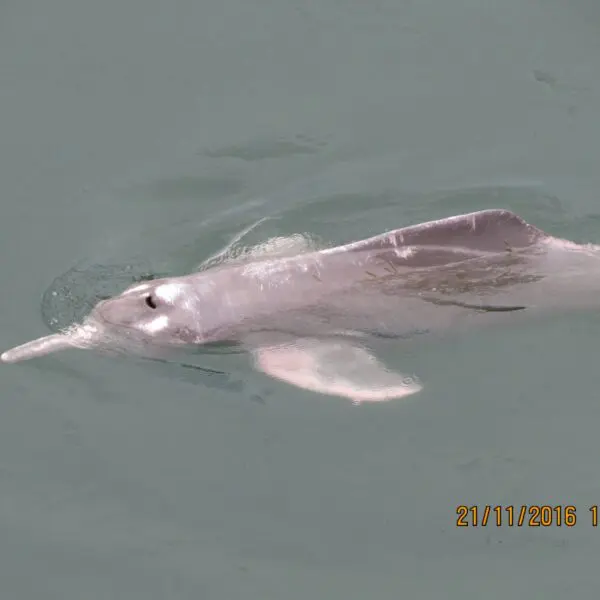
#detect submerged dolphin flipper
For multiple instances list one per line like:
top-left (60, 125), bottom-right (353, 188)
top-left (250, 337), bottom-right (422, 404)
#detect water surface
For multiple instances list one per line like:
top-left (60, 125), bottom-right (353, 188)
top-left (2, 0), bottom-right (600, 598)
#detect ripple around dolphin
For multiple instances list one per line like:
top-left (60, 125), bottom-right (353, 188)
top-left (41, 262), bottom-right (163, 333)
top-left (202, 135), bottom-right (327, 162)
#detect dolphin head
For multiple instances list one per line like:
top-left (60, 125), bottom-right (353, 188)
top-left (1, 277), bottom-right (207, 364)
top-left (94, 278), bottom-right (203, 346)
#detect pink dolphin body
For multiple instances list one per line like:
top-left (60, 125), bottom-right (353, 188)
top-left (2, 209), bottom-right (599, 403)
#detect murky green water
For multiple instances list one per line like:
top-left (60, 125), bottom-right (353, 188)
top-left (2, 0), bottom-right (600, 598)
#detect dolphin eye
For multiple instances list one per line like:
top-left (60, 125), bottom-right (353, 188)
top-left (145, 294), bottom-right (158, 309)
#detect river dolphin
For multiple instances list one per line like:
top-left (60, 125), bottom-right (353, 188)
top-left (2, 209), bottom-right (598, 403)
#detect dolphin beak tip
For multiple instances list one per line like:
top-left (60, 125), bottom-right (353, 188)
top-left (0, 332), bottom-right (79, 364)
top-left (1, 350), bottom-right (18, 363)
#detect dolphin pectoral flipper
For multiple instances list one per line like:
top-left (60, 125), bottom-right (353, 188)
top-left (249, 337), bottom-right (422, 404)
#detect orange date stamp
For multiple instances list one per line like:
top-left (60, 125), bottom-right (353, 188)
top-left (454, 505), bottom-right (600, 527)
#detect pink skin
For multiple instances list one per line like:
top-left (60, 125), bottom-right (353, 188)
top-left (3, 209), bottom-right (600, 403)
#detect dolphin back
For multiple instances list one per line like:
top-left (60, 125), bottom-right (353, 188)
top-left (344, 209), bottom-right (546, 256)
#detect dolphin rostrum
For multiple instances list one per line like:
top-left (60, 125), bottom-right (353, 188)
top-left (3, 209), bottom-right (599, 403)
